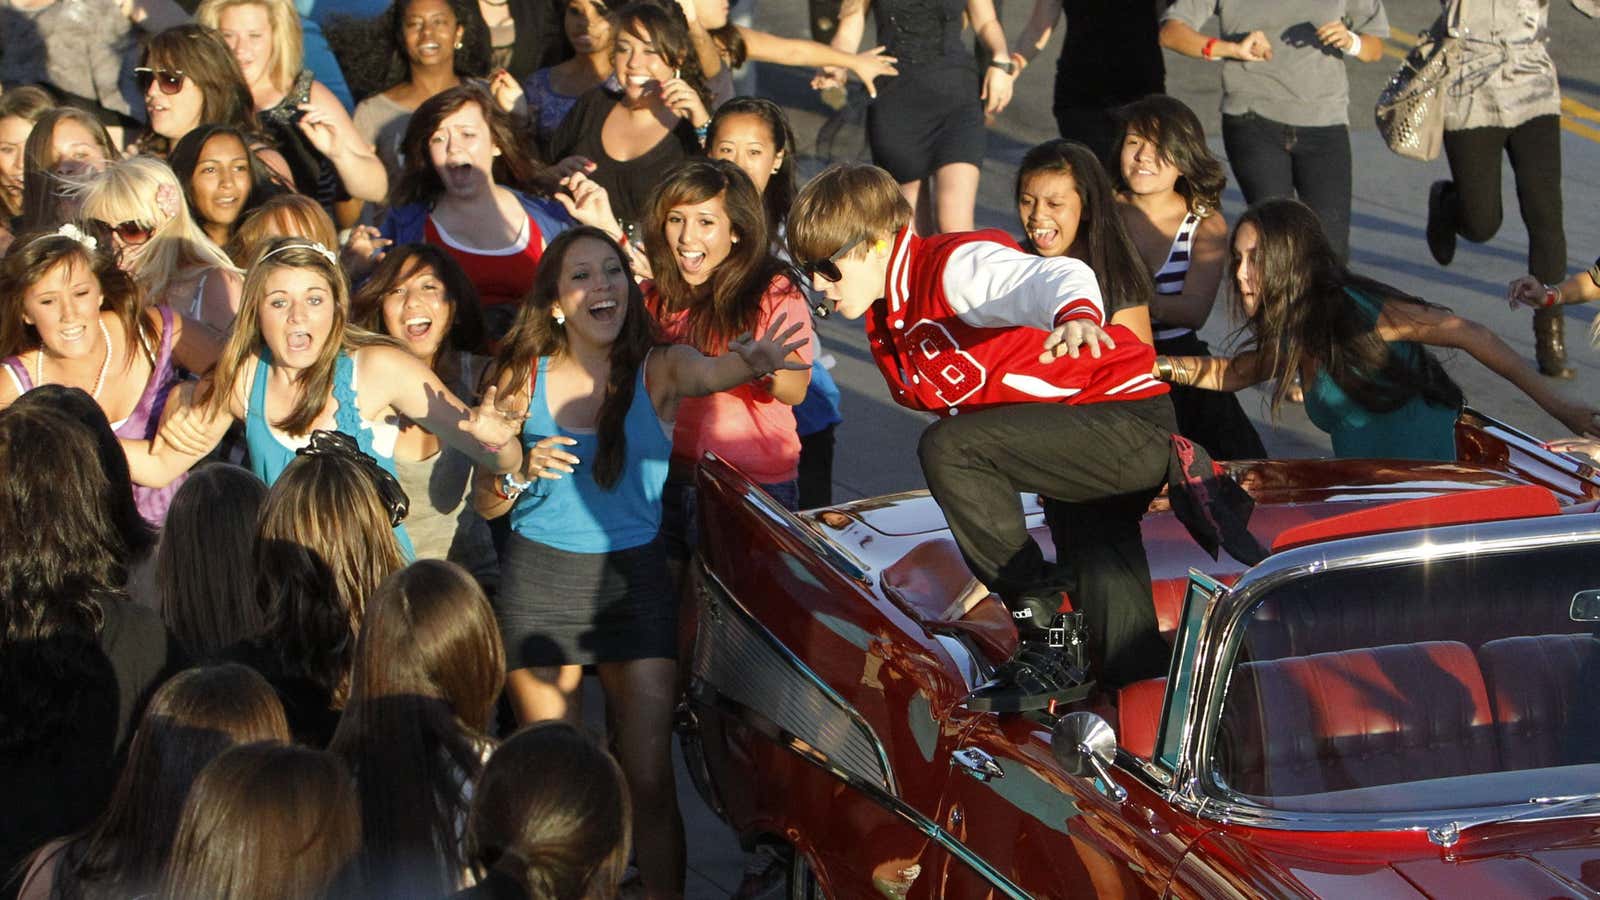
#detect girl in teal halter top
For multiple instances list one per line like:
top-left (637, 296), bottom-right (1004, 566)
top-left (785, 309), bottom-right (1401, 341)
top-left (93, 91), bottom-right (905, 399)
top-left (1149, 199), bottom-right (1599, 458)
top-left (120, 238), bottom-right (528, 516)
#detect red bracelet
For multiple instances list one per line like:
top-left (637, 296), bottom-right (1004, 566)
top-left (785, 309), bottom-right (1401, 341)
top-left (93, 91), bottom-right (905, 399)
top-left (1544, 285), bottom-right (1561, 307)
top-left (1202, 37), bottom-right (1220, 59)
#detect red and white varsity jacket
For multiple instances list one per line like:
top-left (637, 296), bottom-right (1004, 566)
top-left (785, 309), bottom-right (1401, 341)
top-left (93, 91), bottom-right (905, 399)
top-left (863, 227), bottom-right (1168, 416)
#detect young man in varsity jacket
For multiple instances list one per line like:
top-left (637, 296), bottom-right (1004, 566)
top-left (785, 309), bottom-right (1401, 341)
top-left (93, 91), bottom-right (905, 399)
top-left (787, 162), bottom-right (1252, 712)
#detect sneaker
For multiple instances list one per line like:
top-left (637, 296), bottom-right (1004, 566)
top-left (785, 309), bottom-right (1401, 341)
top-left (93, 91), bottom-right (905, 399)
top-left (1426, 180), bottom-right (1458, 266)
top-left (962, 641), bottom-right (1094, 713)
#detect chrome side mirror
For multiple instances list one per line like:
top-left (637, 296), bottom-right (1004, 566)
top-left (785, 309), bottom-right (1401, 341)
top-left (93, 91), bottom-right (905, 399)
top-left (1051, 712), bottom-right (1127, 802)
top-left (1572, 590), bottom-right (1600, 622)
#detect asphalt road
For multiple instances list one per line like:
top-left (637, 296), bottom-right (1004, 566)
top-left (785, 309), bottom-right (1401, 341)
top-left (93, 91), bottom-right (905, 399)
top-left (673, 2), bottom-right (1600, 894)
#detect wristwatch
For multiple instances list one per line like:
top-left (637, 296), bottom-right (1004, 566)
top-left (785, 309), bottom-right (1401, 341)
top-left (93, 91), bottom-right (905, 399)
top-left (988, 58), bottom-right (1017, 75)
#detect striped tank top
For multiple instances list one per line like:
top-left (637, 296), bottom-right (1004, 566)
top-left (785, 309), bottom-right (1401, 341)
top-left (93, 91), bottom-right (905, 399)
top-left (1152, 211), bottom-right (1200, 341)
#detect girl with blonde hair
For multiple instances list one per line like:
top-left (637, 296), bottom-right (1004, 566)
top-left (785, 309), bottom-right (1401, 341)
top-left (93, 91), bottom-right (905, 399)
top-left (76, 156), bottom-right (244, 337)
top-left (197, 0), bottom-right (389, 219)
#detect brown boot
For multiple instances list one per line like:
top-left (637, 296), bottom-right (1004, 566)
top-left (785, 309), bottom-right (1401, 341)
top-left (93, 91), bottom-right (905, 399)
top-left (1534, 306), bottom-right (1576, 379)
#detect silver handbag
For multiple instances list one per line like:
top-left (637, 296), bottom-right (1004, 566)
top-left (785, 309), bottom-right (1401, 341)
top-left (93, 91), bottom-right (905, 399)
top-left (1375, 20), bottom-right (1455, 161)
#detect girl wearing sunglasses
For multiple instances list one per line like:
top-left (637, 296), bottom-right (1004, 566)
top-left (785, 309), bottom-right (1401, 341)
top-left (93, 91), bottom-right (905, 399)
top-left (0, 228), bottom-right (221, 526)
top-left (120, 238), bottom-right (528, 558)
top-left (77, 157), bottom-right (245, 338)
top-left (137, 24), bottom-right (294, 186)
top-left (641, 160), bottom-right (812, 560)
top-left (198, 0), bottom-right (390, 224)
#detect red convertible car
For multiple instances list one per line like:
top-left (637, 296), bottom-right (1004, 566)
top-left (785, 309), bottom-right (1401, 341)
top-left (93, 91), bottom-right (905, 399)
top-left (677, 409), bottom-right (1600, 899)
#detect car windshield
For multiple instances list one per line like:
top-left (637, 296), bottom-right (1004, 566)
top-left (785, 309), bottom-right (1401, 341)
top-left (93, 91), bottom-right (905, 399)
top-left (1208, 540), bottom-right (1600, 814)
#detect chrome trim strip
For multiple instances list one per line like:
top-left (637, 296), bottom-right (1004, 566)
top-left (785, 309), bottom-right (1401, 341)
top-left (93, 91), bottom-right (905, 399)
top-left (1176, 513), bottom-right (1600, 830)
top-left (688, 679), bottom-right (1032, 900)
top-left (701, 453), bottom-right (873, 584)
top-left (698, 564), bottom-right (900, 796)
top-left (1459, 406), bottom-right (1600, 488)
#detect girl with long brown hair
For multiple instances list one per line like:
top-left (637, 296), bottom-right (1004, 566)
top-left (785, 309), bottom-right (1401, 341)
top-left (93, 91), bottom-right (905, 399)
top-left (157, 743), bottom-right (361, 900)
top-left (382, 83), bottom-right (621, 334)
top-left (1154, 198), bottom-right (1600, 458)
top-left (118, 237), bottom-right (527, 536)
top-left (472, 225), bottom-right (805, 897)
top-left (350, 245), bottom-right (497, 585)
top-left (0, 230), bottom-right (219, 525)
top-left (17, 109), bottom-right (120, 234)
top-left (642, 160), bottom-right (811, 558)
top-left (462, 722), bottom-right (631, 900)
top-left (16, 665), bottom-right (290, 900)
top-left (330, 560), bottom-right (505, 897)
top-left (226, 447), bottom-right (410, 747)
top-left (1109, 97), bottom-right (1265, 461)
top-left (154, 464), bottom-right (269, 661)
top-left (546, 3), bottom-right (711, 229)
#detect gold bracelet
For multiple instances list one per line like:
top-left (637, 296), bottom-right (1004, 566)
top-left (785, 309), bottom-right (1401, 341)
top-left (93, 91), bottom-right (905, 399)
top-left (1155, 356), bottom-right (1175, 382)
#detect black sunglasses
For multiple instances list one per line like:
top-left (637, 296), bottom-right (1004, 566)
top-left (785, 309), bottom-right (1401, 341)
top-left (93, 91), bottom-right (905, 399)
top-left (92, 219), bottom-right (154, 245)
top-left (800, 235), bottom-right (867, 318)
top-left (134, 67), bottom-right (186, 96)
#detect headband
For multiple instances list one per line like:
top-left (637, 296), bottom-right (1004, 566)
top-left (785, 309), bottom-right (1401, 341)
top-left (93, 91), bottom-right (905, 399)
top-left (27, 223), bottom-right (99, 253)
top-left (260, 240), bottom-right (339, 267)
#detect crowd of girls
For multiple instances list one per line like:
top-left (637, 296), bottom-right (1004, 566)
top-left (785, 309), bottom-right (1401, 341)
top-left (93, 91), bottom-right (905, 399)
top-left (5, 0), bottom-right (1600, 896)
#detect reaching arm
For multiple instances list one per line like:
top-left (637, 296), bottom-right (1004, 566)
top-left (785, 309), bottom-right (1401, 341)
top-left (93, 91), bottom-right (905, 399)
top-left (1154, 351), bottom-right (1271, 392)
top-left (1011, 0), bottom-right (1062, 71)
top-left (1159, 18), bottom-right (1273, 61)
top-left (654, 315), bottom-right (810, 413)
top-left (1378, 302), bottom-right (1600, 437)
top-left (361, 346), bottom-right (524, 473)
top-left (737, 28), bottom-right (899, 97)
top-left (297, 82), bottom-right (389, 203)
top-left (121, 380), bottom-right (236, 487)
top-left (831, 0), bottom-right (869, 55)
top-left (1148, 213), bottom-right (1228, 331)
top-left (164, 310), bottom-right (223, 376)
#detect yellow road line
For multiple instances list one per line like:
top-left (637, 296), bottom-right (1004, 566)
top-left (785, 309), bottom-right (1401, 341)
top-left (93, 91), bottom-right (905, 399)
top-left (1383, 25), bottom-right (1600, 142)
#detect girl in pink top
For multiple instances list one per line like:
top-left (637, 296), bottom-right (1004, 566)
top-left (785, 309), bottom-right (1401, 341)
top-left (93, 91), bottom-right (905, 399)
top-left (642, 160), bottom-right (811, 557)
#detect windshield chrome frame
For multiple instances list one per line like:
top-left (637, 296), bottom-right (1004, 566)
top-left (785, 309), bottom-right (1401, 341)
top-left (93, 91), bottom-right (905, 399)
top-left (1167, 512), bottom-right (1600, 832)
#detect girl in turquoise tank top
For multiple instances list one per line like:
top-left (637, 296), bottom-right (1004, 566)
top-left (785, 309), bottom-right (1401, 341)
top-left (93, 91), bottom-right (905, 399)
top-left (471, 227), bottom-right (808, 899)
top-left (1150, 199), bottom-right (1600, 459)
top-left (121, 238), bottom-right (528, 505)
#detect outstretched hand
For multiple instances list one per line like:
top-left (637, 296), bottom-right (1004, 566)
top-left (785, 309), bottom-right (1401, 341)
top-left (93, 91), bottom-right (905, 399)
top-left (1551, 403), bottom-right (1600, 440)
top-left (1508, 275), bottom-right (1553, 309)
top-left (849, 46), bottom-right (898, 97)
top-left (554, 171), bottom-right (621, 236)
top-left (1040, 319), bottom-right (1116, 363)
top-left (730, 312), bottom-right (810, 378)
top-left (457, 385), bottom-right (525, 451)
top-left (520, 434), bottom-right (581, 481)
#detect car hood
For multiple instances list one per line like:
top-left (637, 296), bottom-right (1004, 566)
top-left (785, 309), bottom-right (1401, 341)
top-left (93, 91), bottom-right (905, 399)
top-left (1389, 822), bottom-right (1600, 898)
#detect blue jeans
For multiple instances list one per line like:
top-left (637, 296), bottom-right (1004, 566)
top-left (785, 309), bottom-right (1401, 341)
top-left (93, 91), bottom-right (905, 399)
top-left (1221, 113), bottom-right (1352, 260)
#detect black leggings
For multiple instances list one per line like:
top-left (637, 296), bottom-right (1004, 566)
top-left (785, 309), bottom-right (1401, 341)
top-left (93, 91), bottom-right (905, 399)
top-left (1443, 114), bottom-right (1566, 283)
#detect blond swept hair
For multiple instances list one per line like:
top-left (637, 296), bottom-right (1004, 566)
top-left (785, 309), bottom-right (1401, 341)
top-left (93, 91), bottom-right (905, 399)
top-left (74, 156), bottom-right (240, 307)
top-left (196, 0), bottom-right (304, 94)
top-left (785, 162), bottom-right (911, 269)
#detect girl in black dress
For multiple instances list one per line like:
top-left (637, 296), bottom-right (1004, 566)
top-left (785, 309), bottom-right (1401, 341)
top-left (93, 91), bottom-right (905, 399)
top-left (828, 0), bottom-right (1014, 234)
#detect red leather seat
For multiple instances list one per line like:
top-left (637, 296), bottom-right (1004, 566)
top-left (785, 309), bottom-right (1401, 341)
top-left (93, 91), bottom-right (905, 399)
top-left (1117, 677), bottom-right (1167, 759)
top-left (1477, 633), bottom-right (1596, 771)
top-left (880, 538), bottom-right (1016, 664)
top-left (1217, 641), bottom-right (1498, 798)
